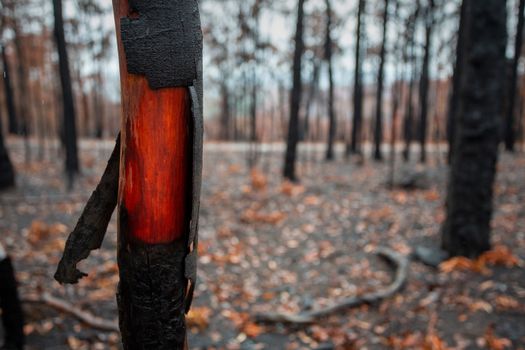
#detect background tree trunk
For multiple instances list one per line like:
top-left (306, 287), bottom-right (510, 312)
top-left (53, 0), bottom-right (79, 185)
top-left (441, 0), bottom-right (507, 258)
top-left (325, 0), bottom-right (336, 161)
top-left (418, 0), bottom-right (434, 164)
top-left (1, 45), bottom-right (19, 136)
top-left (0, 107), bottom-right (15, 190)
top-left (348, 0), bottom-right (365, 156)
top-left (504, 0), bottom-right (525, 152)
top-left (373, 0), bottom-right (390, 161)
top-left (283, 0), bottom-right (306, 181)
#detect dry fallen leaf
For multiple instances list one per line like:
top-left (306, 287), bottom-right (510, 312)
top-left (485, 325), bottom-right (512, 350)
top-left (187, 306), bottom-right (212, 331)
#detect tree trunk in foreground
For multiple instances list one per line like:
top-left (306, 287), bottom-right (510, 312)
top-left (373, 0), bottom-right (390, 161)
top-left (113, 1), bottom-right (203, 348)
top-left (53, 0), bottom-right (80, 185)
top-left (441, 0), bottom-right (507, 258)
top-left (283, 0), bottom-right (306, 181)
top-left (504, 0), bottom-right (525, 152)
top-left (348, 0), bottom-right (366, 156)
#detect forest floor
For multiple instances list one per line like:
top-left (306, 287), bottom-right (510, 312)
top-left (1, 138), bottom-right (524, 350)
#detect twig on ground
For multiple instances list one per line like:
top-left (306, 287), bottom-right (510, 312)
top-left (253, 247), bottom-right (409, 324)
top-left (22, 292), bottom-right (119, 332)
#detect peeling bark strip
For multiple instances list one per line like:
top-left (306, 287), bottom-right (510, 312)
top-left (55, 135), bottom-right (120, 284)
top-left (114, 0), bottom-right (203, 348)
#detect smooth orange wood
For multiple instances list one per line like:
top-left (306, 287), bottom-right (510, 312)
top-left (113, 0), bottom-right (192, 245)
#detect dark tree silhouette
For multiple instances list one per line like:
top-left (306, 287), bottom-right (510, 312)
top-left (373, 0), bottom-right (390, 161)
top-left (1, 45), bottom-right (19, 136)
top-left (325, 0), bottom-right (336, 161)
top-left (53, 0), bottom-right (80, 185)
top-left (0, 104), bottom-right (15, 190)
top-left (442, 0), bottom-right (507, 258)
top-left (504, 0), bottom-right (525, 152)
top-left (402, 3), bottom-right (420, 162)
top-left (348, 0), bottom-right (365, 156)
top-left (283, 0), bottom-right (306, 181)
top-left (418, 0), bottom-right (435, 164)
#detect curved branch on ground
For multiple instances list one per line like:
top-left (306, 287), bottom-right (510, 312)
top-left (253, 247), bottom-right (409, 324)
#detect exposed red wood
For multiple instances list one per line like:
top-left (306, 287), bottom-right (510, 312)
top-left (113, 0), bottom-right (192, 245)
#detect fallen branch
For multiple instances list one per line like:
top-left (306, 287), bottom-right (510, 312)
top-left (254, 247), bottom-right (409, 324)
top-left (22, 293), bottom-right (119, 332)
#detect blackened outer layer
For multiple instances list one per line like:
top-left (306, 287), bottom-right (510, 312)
top-left (117, 227), bottom-right (188, 349)
top-left (54, 134), bottom-right (121, 284)
top-left (120, 0), bottom-right (201, 89)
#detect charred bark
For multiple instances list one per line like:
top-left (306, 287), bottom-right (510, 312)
top-left (441, 0), bottom-right (507, 258)
top-left (283, 0), bottom-right (306, 181)
top-left (373, 0), bottom-right (390, 161)
top-left (53, 0), bottom-right (80, 184)
top-left (504, 0), bottom-right (525, 152)
top-left (55, 136), bottom-right (120, 284)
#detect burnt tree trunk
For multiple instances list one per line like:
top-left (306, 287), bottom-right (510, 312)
top-left (325, 0), bottom-right (336, 161)
top-left (348, 0), bottom-right (366, 156)
top-left (1, 45), bottom-right (19, 136)
top-left (418, 0), bottom-right (434, 164)
top-left (373, 0), bottom-right (390, 161)
top-left (113, 1), bottom-right (203, 348)
top-left (504, 0), bottom-right (525, 152)
top-left (441, 0), bottom-right (507, 258)
top-left (53, 0), bottom-right (79, 185)
top-left (447, 0), bottom-right (467, 164)
top-left (283, 0), bottom-right (306, 181)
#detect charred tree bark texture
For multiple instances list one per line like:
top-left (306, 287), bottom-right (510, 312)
top-left (349, 0), bottom-right (366, 156)
top-left (53, 0), bottom-right (80, 184)
top-left (1, 45), bottom-right (19, 136)
top-left (447, 0), bottom-right (467, 164)
top-left (373, 0), bottom-right (390, 161)
top-left (441, 0), bottom-right (507, 258)
top-left (418, 0), bottom-right (434, 164)
top-left (504, 0), bottom-right (525, 152)
top-left (283, 0), bottom-right (306, 181)
top-left (325, 0), bottom-right (336, 161)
